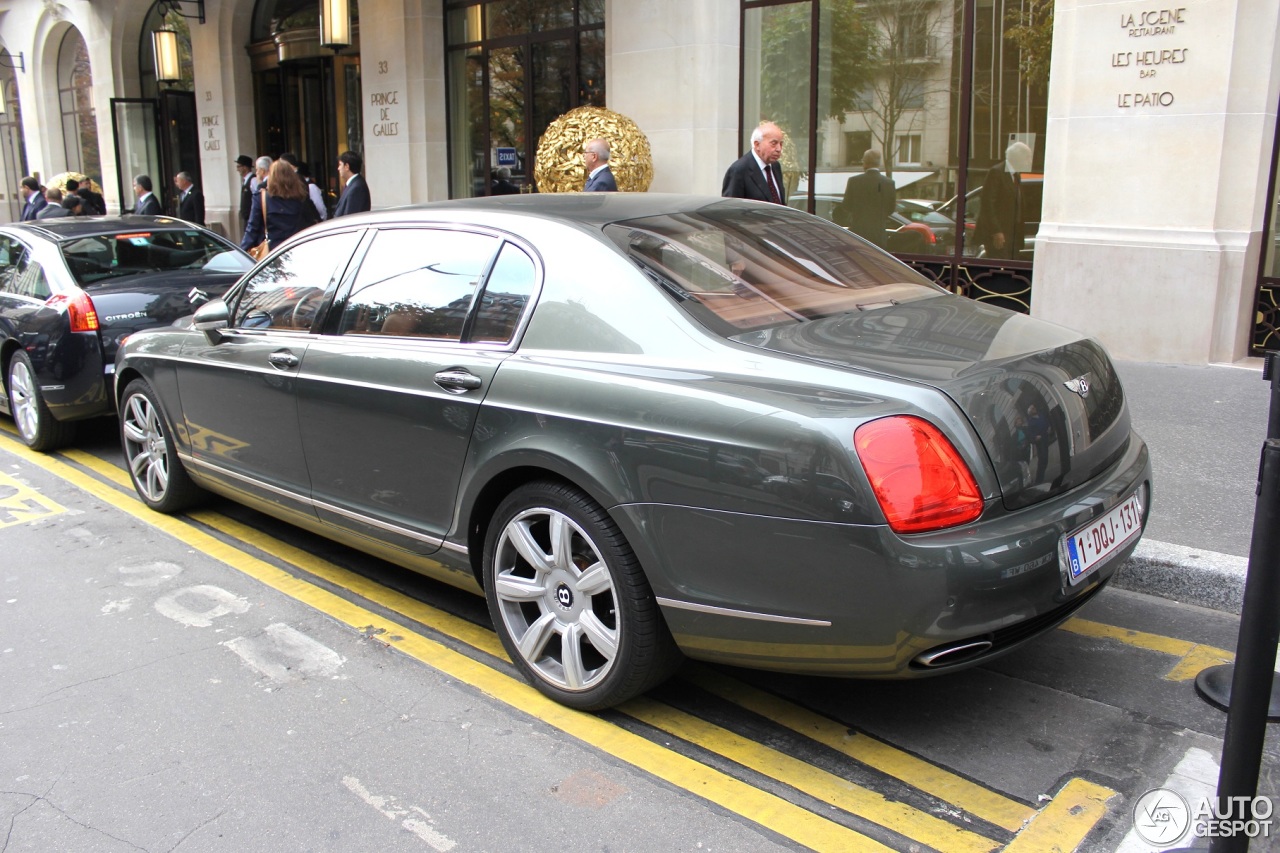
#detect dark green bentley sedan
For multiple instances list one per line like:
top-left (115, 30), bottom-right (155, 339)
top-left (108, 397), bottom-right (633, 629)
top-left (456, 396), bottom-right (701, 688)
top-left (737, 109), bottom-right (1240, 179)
top-left (114, 194), bottom-right (1150, 710)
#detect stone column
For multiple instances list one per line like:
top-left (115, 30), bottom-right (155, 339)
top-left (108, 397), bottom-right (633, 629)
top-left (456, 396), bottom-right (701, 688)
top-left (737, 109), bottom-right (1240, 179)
top-left (606, 0), bottom-right (740, 195)
top-left (1033, 0), bottom-right (1280, 364)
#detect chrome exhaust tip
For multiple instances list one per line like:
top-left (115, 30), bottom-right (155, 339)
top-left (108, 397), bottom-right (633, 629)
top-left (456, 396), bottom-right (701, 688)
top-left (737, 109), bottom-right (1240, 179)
top-left (912, 639), bottom-right (994, 669)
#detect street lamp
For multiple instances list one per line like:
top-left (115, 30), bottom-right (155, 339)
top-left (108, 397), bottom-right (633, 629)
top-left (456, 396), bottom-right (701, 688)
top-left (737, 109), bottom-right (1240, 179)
top-left (319, 0), bottom-right (352, 52)
top-left (150, 0), bottom-right (205, 86)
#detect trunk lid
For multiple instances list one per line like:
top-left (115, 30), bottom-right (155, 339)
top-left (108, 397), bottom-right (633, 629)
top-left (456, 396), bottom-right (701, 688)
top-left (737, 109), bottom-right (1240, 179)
top-left (735, 296), bottom-right (1131, 510)
top-left (87, 269), bottom-right (241, 364)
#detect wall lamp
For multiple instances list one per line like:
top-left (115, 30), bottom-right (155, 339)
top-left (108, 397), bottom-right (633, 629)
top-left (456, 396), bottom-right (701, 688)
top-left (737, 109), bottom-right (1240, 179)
top-left (320, 0), bottom-right (352, 52)
top-left (151, 0), bottom-right (205, 86)
top-left (0, 52), bottom-right (24, 72)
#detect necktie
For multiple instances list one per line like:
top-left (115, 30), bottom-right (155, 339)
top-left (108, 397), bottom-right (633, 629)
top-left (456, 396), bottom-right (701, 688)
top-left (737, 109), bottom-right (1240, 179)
top-left (765, 166), bottom-right (781, 205)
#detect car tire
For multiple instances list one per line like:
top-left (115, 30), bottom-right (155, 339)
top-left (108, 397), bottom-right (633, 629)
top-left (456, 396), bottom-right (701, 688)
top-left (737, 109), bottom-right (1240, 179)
top-left (6, 351), bottom-right (76, 452)
top-left (120, 378), bottom-right (204, 513)
top-left (484, 480), bottom-right (682, 710)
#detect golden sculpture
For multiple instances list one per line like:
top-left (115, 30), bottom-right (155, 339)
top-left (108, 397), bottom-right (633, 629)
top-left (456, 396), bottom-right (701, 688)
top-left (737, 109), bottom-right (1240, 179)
top-left (46, 172), bottom-right (105, 195)
top-left (534, 106), bottom-right (653, 193)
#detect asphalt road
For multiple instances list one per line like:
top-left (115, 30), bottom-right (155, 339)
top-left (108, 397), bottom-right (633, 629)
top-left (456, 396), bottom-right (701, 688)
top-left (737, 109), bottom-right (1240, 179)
top-left (3, 417), bottom-right (1279, 852)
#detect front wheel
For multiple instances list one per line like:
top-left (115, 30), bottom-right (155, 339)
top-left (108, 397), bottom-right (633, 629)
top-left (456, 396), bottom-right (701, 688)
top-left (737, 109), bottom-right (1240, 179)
top-left (120, 379), bottom-right (204, 513)
top-left (7, 351), bottom-right (75, 451)
top-left (484, 481), bottom-right (681, 710)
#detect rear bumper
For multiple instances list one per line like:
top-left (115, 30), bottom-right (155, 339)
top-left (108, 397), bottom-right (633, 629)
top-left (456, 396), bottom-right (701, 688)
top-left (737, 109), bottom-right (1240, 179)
top-left (614, 431), bottom-right (1151, 676)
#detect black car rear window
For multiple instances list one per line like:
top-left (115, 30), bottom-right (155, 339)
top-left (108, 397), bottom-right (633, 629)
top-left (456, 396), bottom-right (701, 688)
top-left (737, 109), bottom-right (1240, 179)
top-left (60, 229), bottom-right (234, 286)
top-left (605, 203), bottom-right (943, 334)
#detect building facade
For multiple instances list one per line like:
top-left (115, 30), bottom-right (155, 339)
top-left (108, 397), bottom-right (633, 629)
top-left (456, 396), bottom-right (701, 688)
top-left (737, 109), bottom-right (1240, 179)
top-left (1, 0), bottom-right (1277, 364)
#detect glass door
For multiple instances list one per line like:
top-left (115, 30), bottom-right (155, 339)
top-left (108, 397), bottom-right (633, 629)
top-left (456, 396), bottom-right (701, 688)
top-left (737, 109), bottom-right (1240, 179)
top-left (111, 98), bottom-right (163, 215)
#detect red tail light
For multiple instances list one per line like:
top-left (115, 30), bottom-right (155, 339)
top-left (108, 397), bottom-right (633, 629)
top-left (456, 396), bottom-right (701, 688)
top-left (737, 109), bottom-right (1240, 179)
top-left (853, 416), bottom-right (983, 533)
top-left (46, 292), bottom-right (100, 332)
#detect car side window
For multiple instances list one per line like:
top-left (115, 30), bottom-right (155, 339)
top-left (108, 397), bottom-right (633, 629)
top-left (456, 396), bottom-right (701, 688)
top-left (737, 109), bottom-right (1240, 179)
top-left (230, 231), bottom-right (362, 332)
top-left (337, 228), bottom-right (499, 341)
top-left (10, 261), bottom-right (51, 299)
top-left (0, 235), bottom-right (28, 294)
top-left (469, 242), bottom-right (536, 344)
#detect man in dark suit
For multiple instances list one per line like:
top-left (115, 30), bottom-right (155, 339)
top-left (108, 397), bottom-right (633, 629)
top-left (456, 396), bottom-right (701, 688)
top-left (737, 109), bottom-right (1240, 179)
top-left (235, 155), bottom-right (255, 228)
top-left (132, 175), bottom-right (162, 215)
top-left (175, 171), bottom-right (205, 225)
top-left (976, 140), bottom-right (1033, 260)
top-left (333, 150), bottom-right (371, 217)
top-left (721, 121), bottom-right (787, 205)
top-left (582, 138), bottom-right (617, 192)
top-left (19, 177), bottom-right (47, 221)
top-left (838, 150), bottom-right (896, 246)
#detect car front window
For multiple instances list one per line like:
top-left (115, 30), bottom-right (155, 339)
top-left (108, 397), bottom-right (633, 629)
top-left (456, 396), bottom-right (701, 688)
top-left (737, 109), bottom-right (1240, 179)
top-left (230, 230), bottom-right (363, 332)
top-left (605, 203), bottom-right (943, 334)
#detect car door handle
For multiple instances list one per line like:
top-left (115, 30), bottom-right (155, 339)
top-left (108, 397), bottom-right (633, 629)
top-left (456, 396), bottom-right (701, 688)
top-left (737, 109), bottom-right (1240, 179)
top-left (434, 369), bottom-right (482, 393)
top-left (267, 351), bottom-right (300, 369)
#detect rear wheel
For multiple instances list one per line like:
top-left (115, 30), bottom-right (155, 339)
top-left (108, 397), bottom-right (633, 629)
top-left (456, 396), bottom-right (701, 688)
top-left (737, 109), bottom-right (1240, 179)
top-left (7, 351), bottom-right (75, 451)
top-left (484, 480), bottom-right (682, 710)
top-left (120, 379), bottom-right (204, 513)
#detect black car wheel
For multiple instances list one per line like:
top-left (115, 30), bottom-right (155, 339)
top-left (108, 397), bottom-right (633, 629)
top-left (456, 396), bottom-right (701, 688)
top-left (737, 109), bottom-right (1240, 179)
top-left (484, 481), bottom-right (681, 710)
top-left (120, 379), bottom-right (204, 513)
top-left (6, 351), bottom-right (75, 451)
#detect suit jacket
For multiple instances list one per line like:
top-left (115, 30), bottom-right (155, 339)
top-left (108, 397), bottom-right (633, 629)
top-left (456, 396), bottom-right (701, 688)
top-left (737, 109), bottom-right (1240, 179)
top-left (333, 174), bottom-right (371, 217)
top-left (721, 152), bottom-right (786, 205)
top-left (584, 165), bottom-right (617, 192)
top-left (20, 194), bottom-right (48, 221)
top-left (976, 164), bottom-right (1022, 259)
top-left (239, 175), bottom-right (253, 224)
top-left (37, 202), bottom-right (71, 219)
top-left (134, 193), bottom-right (162, 216)
top-left (178, 187), bottom-right (205, 225)
top-left (839, 169), bottom-right (896, 246)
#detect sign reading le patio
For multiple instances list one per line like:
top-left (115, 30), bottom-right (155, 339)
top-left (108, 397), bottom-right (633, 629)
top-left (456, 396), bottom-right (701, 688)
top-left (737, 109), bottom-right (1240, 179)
top-left (1110, 7), bottom-right (1187, 109)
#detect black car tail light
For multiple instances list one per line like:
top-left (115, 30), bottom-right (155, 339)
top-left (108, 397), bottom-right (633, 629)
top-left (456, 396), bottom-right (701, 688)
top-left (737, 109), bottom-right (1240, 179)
top-left (47, 292), bottom-right (100, 333)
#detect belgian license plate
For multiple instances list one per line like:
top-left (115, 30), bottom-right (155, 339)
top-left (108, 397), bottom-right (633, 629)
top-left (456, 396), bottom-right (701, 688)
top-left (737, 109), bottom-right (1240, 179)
top-left (1061, 492), bottom-right (1144, 585)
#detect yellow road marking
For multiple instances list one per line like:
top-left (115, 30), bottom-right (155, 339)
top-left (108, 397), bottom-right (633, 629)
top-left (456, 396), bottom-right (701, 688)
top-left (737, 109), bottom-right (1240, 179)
top-left (686, 664), bottom-right (1035, 833)
top-left (1001, 778), bottom-right (1117, 853)
top-left (624, 695), bottom-right (1003, 853)
top-left (1060, 617), bottom-right (1234, 681)
top-left (0, 469), bottom-right (66, 527)
top-left (6, 437), bottom-right (1127, 850)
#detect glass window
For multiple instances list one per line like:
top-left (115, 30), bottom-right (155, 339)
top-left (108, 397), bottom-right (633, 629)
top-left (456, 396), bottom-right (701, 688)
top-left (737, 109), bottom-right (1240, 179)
top-left (57, 28), bottom-right (100, 184)
top-left (743, 3), bottom-right (812, 208)
top-left (470, 243), bottom-right (536, 343)
top-left (10, 261), bottom-right (51, 300)
top-left (1266, 141), bottom-right (1280, 279)
top-left (231, 230), bottom-right (363, 332)
top-left (338, 228), bottom-right (500, 341)
top-left (0, 235), bottom-right (28, 293)
top-left (59, 229), bottom-right (239, 285)
top-left (605, 204), bottom-right (942, 335)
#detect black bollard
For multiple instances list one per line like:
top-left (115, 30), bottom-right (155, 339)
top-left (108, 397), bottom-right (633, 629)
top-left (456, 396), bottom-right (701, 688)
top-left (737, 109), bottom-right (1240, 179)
top-left (1195, 351), bottom-right (1280, 853)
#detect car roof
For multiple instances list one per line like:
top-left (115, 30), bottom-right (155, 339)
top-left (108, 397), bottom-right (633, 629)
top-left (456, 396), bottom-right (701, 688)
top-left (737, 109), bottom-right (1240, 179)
top-left (326, 193), bottom-right (770, 230)
top-left (2, 215), bottom-right (215, 243)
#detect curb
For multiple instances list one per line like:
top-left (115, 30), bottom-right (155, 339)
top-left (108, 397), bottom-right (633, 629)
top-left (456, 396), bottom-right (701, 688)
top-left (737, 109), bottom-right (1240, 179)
top-left (1112, 539), bottom-right (1248, 615)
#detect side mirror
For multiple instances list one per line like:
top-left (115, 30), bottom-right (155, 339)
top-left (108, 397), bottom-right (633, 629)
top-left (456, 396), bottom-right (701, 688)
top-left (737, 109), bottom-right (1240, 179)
top-left (192, 299), bottom-right (230, 342)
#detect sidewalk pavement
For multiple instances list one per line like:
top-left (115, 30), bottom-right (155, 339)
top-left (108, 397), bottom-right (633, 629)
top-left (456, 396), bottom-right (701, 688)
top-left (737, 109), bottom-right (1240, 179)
top-left (1111, 359), bottom-right (1270, 614)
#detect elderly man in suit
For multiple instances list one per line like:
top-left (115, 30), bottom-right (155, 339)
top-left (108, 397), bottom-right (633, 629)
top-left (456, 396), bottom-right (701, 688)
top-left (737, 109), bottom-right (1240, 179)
top-left (132, 175), bottom-right (162, 215)
top-left (333, 150), bottom-right (371, 217)
top-left (235, 155), bottom-right (255, 227)
top-left (175, 171), bottom-right (205, 225)
top-left (721, 121), bottom-right (787, 205)
top-left (582, 138), bottom-right (617, 192)
top-left (838, 149), bottom-right (896, 246)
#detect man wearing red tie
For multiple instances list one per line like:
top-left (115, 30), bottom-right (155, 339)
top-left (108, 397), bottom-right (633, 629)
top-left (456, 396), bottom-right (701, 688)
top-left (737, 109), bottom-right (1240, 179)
top-left (721, 121), bottom-right (787, 205)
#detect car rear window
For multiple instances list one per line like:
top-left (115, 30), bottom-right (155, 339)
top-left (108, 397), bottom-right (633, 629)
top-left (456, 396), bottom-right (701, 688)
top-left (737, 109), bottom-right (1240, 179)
top-left (604, 203), bottom-right (943, 334)
top-left (60, 229), bottom-right (235, 286)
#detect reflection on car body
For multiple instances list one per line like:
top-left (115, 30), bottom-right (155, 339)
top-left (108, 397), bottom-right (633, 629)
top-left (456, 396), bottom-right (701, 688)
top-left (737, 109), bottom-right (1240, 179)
top-left (0, 216), bottom-right (252, 451)
top-left (114, 194), bottom-right (1150, 710)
